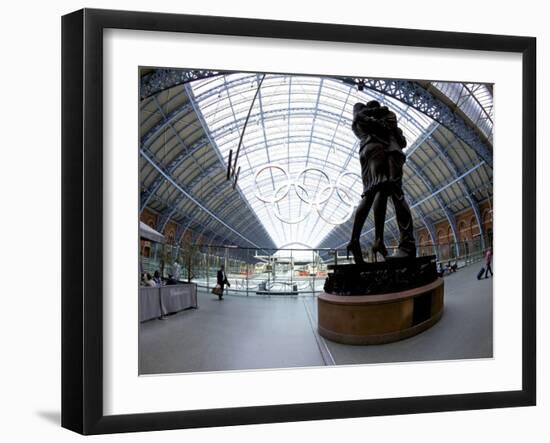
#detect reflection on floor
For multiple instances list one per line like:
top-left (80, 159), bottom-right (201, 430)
top-left (139, 263), bottom-right (493, 375)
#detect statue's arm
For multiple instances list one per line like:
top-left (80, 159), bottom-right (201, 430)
top-left (352, 109), bottom-right (376, 138)
top-left (373, 111), bottom-right (398, 132)
top-left (354, 111), bottom-right (396, 138)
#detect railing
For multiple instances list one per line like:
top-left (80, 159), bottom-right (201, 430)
top-left (139, 238), bottom-right (490, 297)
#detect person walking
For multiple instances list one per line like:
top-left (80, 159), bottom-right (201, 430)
top-left (216, 265), bottom-right (230, 300)
top-left (153, 270), bottom-right (162, 287)
top-left (484, 247), bottom-right (493, 278)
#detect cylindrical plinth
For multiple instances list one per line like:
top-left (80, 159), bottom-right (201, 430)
top-left (318, 278), bottom-right (444, 345)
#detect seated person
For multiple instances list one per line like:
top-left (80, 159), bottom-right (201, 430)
top-left (165, 274), bottom-right (178, 285)
top-left (144, 272), bottom-right (157, 287)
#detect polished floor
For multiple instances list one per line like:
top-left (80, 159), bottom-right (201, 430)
top-left (139, 263), bottom-right (493, 375)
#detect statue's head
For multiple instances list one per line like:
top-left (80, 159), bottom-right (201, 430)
top-left (353, 102), bottom-right (365, 117)
top-left (365, 100), bottom-right (381, 110)
top-left (353, 100), bottom-right (382, 118)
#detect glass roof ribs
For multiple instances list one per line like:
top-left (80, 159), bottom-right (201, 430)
top-left (209, 107), bottom-right (356, 139)
top-left (148, 194), bottom-right (233, 246)
top-left (304, 78), bottom-right (323, 165)
top-left (184, 83), bottom-right (278, 248)
top-left (250, 75), bottom-right (281, 223)
top-left (197, 202), bottom-right (267, 247)
top-left (140, 90), bottom-right (190, 141)
top-left (139, 104), bottom-right (211, 212)
top-left (432, 82), bottom-right (493, 141)
top-left (216, 79), bottom-right (287, 245)
top-left (407, 158), bottom-right (460, 256)
top-left (430, 129), bottom-right (487, 250)
top-left (140, 69), bottom-right (226, 100)
top-left (405, 122), bottom-right (439, 157)
top-left (191, 185), bottom-right (278, 241)
top-left (154, 162), bottom-right (223, 232)
top-left (141, 148), bottom-right (265, 248)
top-left (145, 71), bottom-right (492, 165)
top-left (228, 74), bottom-right (267, 183)
top-left (297, 83), bottom-right (353, 226)
top-left (173, 202), bottom-right (255, 249)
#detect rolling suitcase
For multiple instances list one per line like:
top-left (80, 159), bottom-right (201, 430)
top-left (477, 267), bottom-right (485, 280)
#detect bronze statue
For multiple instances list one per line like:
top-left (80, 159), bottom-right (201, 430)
top-left (347, 100), bottom-right (416, 264)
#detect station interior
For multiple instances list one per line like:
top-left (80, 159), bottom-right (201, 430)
top-left (138, 70), bottom-right (493, 374)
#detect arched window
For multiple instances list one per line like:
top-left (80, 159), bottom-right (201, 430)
top-left (140, 240), bottom-right (151, 257)
top-left (470, 216), bottom-right (480, 238)
top-left (418, 234), bottom-right (428, 256)
top-left (437, 229), bottom-right (448, 260)
top-left (482, 209), bottom-right (493, 230)
top-left (458, 220), bottom-right (468, 242)
top-left (447, 226), bottom-right (456, 258)
top-left (482, 209), bottom-right (493, 246)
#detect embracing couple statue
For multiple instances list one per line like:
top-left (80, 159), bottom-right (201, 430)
top-left (347, 100), bottom-right (416, 264)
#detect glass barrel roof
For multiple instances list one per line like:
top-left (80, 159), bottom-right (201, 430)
top-left (191, 73), bottom-right (434, 248)
top-left (431, 81), bottom-right (493, 141)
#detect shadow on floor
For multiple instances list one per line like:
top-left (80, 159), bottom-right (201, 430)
top-left (35, 410), bottom-right (60, 426)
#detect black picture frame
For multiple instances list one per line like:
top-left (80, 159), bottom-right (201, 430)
top-left (61, 8), bottom-right (536, 435)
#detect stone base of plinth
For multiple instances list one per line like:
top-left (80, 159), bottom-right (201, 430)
top-left (318, 278), bottom-right (444, 345)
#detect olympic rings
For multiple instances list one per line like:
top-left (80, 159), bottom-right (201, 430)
top-left (335, 171), bottom-right (363, 205)
top-left (316, 184), bottom-right (356, 225)
top-left (295, 168), bottom-right (332, 205)
top-left (254, 164), bottom-right (290, 204)
top-left (272, 184), bottom-right (312, 224)
top-left (254, 164), bottom-right (362, 225)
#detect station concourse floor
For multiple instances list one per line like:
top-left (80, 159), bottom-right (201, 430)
top-left (139, 263), bottom-right (493, 375)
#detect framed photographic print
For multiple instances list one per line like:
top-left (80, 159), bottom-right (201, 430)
top-left (61, 8), bottom-right (536, 435)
